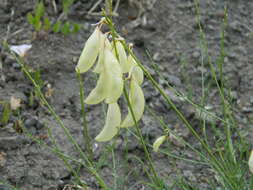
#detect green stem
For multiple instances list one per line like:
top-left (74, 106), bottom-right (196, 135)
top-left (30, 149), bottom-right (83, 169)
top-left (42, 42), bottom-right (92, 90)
top-left (76, 71), bottom-right (94, 162)
top-left (123, 43), bottom-right (236, 188)
top-left (123, 86), bottom-right (160, 186)
top-left (104, 12), bottom-right (161, 186)
top-left (12, 52), bottom-right (109, 190)
top-left (193, 1), bottom-right (237, 188)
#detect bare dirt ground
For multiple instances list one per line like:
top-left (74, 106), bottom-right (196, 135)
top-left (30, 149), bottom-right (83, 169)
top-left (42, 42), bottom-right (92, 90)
top-left (0, 0), bottom-right (253, 189)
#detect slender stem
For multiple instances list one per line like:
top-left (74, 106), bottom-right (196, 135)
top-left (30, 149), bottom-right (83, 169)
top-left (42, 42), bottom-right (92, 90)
top-left (123, 42), bottom-right (237, 188)
top-left (146, 106), bottom-right (208, 163)
top-left (104, 11), bottom-right (161, 186)
top-left (193, 1), bottom-right (237, 188)
top-left (12, 52), bottom-right (109, 190)
top-left (123, 86), bottom-right (160, 186)
top-left (218, 8), bottom-right (236, 164)
top-left (76, 71), bottom-right (93, 162)
top-left (145, 50), bottom-right (228, 125)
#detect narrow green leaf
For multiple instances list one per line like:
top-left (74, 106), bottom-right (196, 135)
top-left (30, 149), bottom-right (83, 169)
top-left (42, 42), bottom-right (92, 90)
top-left (52, 21), bottom-right (61, 33)
top-left (63, 0), bottom-right (74, 13)
top-left (35, 1), bottom-right (45, 21)
top-left (35, 21), bottom-right (42, 32)
top-left (43, 17), bottom-right (51, 31)
top-left (27, 13), bottom-right (35, 25)
top-left (1, 103), bottom-right (11, 125)
top-left (61, 22), bottom-right (71, 35)
top-left (71, 23), bottom-right (81, 33)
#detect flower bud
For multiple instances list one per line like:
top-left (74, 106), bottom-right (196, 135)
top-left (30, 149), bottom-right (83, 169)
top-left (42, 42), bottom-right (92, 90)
top-left (95, 103), bottom-right (121, 142)
top-left (153, 135), bottom-right (167, 152)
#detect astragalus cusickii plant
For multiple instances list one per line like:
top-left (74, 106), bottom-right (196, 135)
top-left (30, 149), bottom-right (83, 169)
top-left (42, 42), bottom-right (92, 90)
top-left (5, 0), bottom-right (251, 187)
top-left (75, 16), bottom-right (165, 187)
top-left (75, 18), bottom-right (145, 142)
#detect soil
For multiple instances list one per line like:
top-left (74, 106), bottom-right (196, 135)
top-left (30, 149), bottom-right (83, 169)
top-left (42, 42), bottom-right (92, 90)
top-left (0, 0), bottom-right (253, 189)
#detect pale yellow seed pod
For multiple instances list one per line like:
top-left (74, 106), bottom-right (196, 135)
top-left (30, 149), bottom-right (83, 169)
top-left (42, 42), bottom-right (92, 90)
top-left (121, 79), bottom-right (145, 128)
top-left (93, 36), bottom-right (111, 73)
top-left (130, 65), bottom-right (144, 85)
top-left (114, 41), bottom-right (130, 73)
top-left (76, 27), bottom-right (102, 73)
top-left (92, 51), bottom-right (104, 74)
top-left (95, 103), bottom-right (121, 142)
top-left (84, 71), bottom-right (109, 104)
top-left (249, 150), bottom-right (253, 173)
top-left (153, 135), bottom-right (167, 152)
top-left (127, 54), bottom-right (137, 68)
top-left (104, 48), bottom-right (123, 104)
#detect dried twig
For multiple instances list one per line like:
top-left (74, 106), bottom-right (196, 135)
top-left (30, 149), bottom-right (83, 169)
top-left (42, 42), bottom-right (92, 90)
top-left (88, 0), bottom-right (103, 15)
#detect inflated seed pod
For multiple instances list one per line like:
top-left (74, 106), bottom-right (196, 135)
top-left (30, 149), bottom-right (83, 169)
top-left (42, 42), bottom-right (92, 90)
top-left (249, 150), bottom-right (253, 173)
top-left (121, 79), bottom-right (145, 128)
top-left (76, 27), bottom-right (102, 73)
top-left (84, 71), bottom-right (109, 104)
top-left (153, 135), bottom-right (167, 152)
top-left (130, 65), bottom-right (144, 85)
top-left (104, 48), bottom-right (123, 104)
top-left (95, 103), bottom-right (121, 142)
top-left (93, 36), bottom-right (111, 73)
top-left (114, 41), bottom-right (130, 73)
top-left (127, 54), bottom-right (137, 69)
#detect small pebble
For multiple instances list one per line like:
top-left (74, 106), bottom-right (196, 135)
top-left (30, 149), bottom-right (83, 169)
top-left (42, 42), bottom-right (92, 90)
top-left (153, 52), bottom-right (161, 62)
top-left (224, 57), bottom-right (229, 64)
top-left (192, 51), bottom-right (200, 58)
top-left (72, 56), bottom-right (78, 63)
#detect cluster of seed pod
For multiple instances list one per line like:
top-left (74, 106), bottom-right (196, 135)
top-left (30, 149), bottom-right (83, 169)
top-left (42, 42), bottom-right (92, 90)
top-left (76, 22), bottom-right (145, 142)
